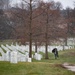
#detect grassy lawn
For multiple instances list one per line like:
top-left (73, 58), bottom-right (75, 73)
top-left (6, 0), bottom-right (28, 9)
top-left (0, 40), bottom-right (16, 46)
top-left (0, 49), bottom-right (75, 75)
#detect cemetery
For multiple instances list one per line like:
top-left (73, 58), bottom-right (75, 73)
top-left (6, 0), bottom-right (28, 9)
top-left (0, 0), bottom-right (75, 75)
top-left (0, 42), bottom-right (74, 63)
top-left (0, 44), bottom-right (75, 75)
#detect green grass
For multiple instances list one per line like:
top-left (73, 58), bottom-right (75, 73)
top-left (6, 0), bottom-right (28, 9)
top-left (0, 49), bottom-right (75, 75)
top-left (18, 51), bottom-right (25, 55)
top-left (0, 40), bottom-right (17, 46)
top-left (0, 52), bottom-right (2, 56)
top-left (1, 47), bottom-right (7, 53)
top-left (35, 49), bottom-right (75, 64)
top-left (0, 62), bottom-right (75, 75)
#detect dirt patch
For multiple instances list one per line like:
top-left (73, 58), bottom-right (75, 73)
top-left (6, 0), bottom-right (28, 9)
top-left (62, 63), bottom-right (75, 72)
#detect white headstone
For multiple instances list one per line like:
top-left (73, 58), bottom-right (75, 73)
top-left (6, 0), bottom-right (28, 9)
top-left (34, 53), bottom-right (42, 60)
top-left (27, 58), bottom-right (32, 62)
top-left (10, 51), bottom-right (18, 63)
top-left (5, 51), bottom-right (10, 61)
top-left (20, 54), bottom-right (26, 62)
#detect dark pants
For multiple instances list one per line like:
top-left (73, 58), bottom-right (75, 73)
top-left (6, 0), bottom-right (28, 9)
top-left (54, 53), bottom-right (59, 59)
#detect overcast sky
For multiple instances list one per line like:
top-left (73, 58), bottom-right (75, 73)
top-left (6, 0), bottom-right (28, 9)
top-left (12, 0), bottom-right (75, 9)
top-left (44, 0), bottom-right (75, 9)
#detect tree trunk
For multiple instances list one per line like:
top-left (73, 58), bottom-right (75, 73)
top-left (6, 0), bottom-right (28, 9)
top-left (45, 33), bottom-right (49, 59)
top-left (29, 0), bottom-right (32, 58)
top-left (35, 41), bottom-right (37, 53)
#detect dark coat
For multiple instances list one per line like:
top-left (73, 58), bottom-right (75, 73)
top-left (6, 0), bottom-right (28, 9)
top-left (52, 48), bottom-right (56, 53)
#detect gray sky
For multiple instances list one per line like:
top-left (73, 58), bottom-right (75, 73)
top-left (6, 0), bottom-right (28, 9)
top-left (44, 0), bottom-right (75, 9)
top-left (11, 0), bottom-right (75, 9)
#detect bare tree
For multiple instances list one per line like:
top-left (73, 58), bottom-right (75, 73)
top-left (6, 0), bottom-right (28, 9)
top-left (11, 0), bottom-right (42, 58)
top-left (0, 0), bottom-right (5, 9)
top-left (37, 1), bottom-right (63, 59)
top-left (9, 0), bottom-right (66, 59)
top-left (4, 0), bottom-right (10, 9)
top-left (0, 0), bottom-right (10, 9)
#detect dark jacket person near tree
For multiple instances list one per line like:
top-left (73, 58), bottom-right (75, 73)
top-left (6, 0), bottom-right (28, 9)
top-left (52, 48), bottom-right (59, 59)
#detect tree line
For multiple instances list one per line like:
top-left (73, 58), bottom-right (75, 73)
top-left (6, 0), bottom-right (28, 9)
top-left (0, 0), bottom-right (75, 59)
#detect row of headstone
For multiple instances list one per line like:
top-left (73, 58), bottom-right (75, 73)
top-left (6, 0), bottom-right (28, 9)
top-left (0, 44), bottom-right (74, 63)
top-left (37, 45), bottom-right (74, 53)
top-left (1, 44), bottom-right (74, 54)
top-left (1, 44), bottom-right (10, 52)
top-left (6, 44), bottom-right (13, 51)
top-left (0, 50), bottom-right (32, 63)
top-left (10, 51), bottom-right (32, 63)
top-left (0, 47), bottom-right (6, 61)
top-left (0, 44), bottom-right (31, 63)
